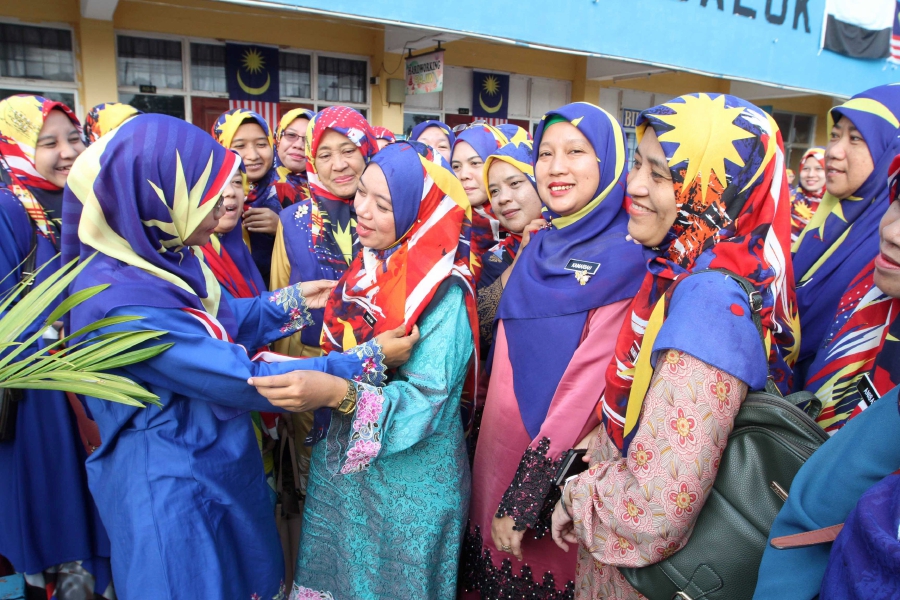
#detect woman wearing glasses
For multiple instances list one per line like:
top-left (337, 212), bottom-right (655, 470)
top-left (275, 108), bottom-right (316, 199)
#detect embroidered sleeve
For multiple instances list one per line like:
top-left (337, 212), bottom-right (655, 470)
top-left (569, 350), bottom-right (746, 579)
top-left (477, 277), bottom-right (504, 350)
top-left (495, 437), bottom-right (564, 537)
top-left (268, 283), bottom-right (314, 334)
top-left (343, 338), bottom-right (387, 387)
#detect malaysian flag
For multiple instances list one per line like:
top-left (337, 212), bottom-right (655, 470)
top-left (891, 1), bottom-right (900, 63)
top-left (482, 118), bottom-right (509, 126)
top-left (225, 43), bottom-right (280, 130)
top-left (228, 100), bottom-right (279, 131)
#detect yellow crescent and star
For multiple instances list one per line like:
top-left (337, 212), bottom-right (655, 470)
top-left (237, 48), bottom-right (271, 96)
top-left (478, 75), bottom-right (503, 114)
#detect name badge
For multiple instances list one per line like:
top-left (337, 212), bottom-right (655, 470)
top-left (363, 312), bottom-right (377, 328)
top-left (856, 373), bottom-right (881, 407)
top-left (564, 258), bottom-right (601, 286)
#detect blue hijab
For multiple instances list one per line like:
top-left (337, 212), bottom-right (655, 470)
top-left (792, 85), bottom-right (900, 385)
top-left (410, 119), bottom-right (455, 147)
top-left (495, 103), bottom-right (645, 439)
top-left (66, 114), bottom-right (241, 336)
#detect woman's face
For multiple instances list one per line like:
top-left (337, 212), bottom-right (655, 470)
top-left (276, 117), bottom-right (309, 174)
top-left (452, 141), bottom-right (488, 208)
top-left (417, 127), bottom-right (452, 163)
top-left (213, 172), bottom-right (245, 234)
top-left (183, 195), bottom-right (226, 247)
top-left (354, 163), bottom-right (396, 250)
top-left (535, 122), bottom-right (600, 217)
top-left (874, 198), bottom-right (900, 298)
top-left (625, 127), bottom-right (678, 247)
top-left (34, 109), bottom-right (85, 188)
top-left (799, 155), bottom-right (825, 194)
top-left (230, 122), bottom-right (273, 183)
top-left (487, 160), bottom-right (543, 234)
top-left (315, 128), bottom-right (367, 199)
top-left (825, 116), bottom-right (875, 200)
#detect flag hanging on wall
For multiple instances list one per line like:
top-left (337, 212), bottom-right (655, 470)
top-left (226, 43), bottom-right (280, 128)
top-left (821, 0), bottom-right (895, 59)
top-left (472, 71), bottom-right (509, 120)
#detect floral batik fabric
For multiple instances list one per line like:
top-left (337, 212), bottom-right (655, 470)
top-left (83, 102), bottom-right (141, 145)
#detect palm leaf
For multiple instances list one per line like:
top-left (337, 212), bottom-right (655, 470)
top-left (0, 254), bottom-right (172, 408)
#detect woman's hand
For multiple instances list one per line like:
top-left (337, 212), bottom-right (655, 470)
top-left (299, 279), bottom-right (338, 309)
top-left (243, 207), bottom-right (280, 234)
top-left (491, 515), bottom-right (525, 561)
top-left (374, 325), bottom-right (421, 368)
top-left (249, 370), bottom-right (347, 412)
top-left (551, 485), bottom-right (579, 552)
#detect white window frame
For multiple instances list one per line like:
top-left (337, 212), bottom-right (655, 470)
top-left (0, 18), bottom-right (81, 116)
top-left (115, 30), bottom-right (370, 123)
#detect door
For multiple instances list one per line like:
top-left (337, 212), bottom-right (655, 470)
top-left (191, 97), bottom-right (230, 134)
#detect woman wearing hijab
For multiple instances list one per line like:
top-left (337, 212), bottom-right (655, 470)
top-left (462, 104), bottom-right (645, 599)
top-left (789, 147), bottom-right (826, 243)
top-left (475, 139), bottom-right (544, 352)
top-left (63, 114), bottom-right (411, 599)
top-left (83, 102), bottom-right (141, 146)
top-left (212, 108), bottom-right (301, 285)
top-left (372, 126), bottom-right (396, 150)
top-left (549, 94), bottom-right (798, 599)
top-left (410, 119), bottom-right (455, 162)
top-left (275, 108), bottom-right (315, 197)
top-left (257, 141), bottom-right (477, 599)
top-left (0, 95), bottom-right (114, 600)
top-left (752, 154), bottom-right (900, 600)
top-left (792, 85), bottom-right (900, 390)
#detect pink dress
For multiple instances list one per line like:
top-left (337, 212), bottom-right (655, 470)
top-left (463, 300), bottom-right (631, 599)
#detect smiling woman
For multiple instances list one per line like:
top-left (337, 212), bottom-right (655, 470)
top-left (0, 94), bottom-right (115, 599)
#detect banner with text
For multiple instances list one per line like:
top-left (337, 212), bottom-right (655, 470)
top-left (406, 50), bottom-right (444, 95)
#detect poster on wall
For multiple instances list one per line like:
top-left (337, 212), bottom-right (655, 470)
top-left (406, 50), bottom-right (444, 95)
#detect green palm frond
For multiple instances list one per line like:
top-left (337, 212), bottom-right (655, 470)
top-left (0, 254), bottom-right (170, 408)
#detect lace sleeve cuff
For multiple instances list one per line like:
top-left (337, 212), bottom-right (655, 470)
top-left (268, 283), bottom-right (314, 334)
top-left (330, 382), bottom-right (385, 475)
top-left (495, 437), bottom-right (563, 537)
top-left (344, 338), bottom-right (387, 387)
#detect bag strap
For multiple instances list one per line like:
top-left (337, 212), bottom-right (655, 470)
top-left (770, 524), bottom-right (844, 549)
top-left (690, 268), bottom-right (782, 397)
top-left (18, 225), bottom-right (38, 298)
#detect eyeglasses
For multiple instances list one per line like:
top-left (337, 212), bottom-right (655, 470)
top-left (451, 120), bottom-right (488, 134)
top-left (280, 131), bottom-right (305, 145)
top-left (212, 195), bottom-right (227, 217)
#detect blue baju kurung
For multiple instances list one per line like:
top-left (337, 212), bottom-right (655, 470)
top-left (292, 287), bottom-right (474, 600)
top-left (82, 285), bottom-right (375, 600)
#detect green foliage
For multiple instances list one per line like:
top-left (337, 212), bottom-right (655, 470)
top-left (0, 254), bottom-right (170, 408)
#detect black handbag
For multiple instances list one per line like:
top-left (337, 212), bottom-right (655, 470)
top-left (0, 226), bottom-right (39, 442)
top-left (620, 269), bottom-right (830, 600)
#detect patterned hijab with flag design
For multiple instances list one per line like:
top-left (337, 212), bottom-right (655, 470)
top-left (274, 107), bottom-right (315, 196)
top-left (372, 126), bottom-right (396, 143)
top-left (496, 103), bottom-right (645, 439)
top-left (0, 94), bottom-right (81, 246)
top-left (83, 102), bottom-right (141, 146)
top-left (452, 123), bottom-right (521, 280)
top-left (320, 140), bottom-right (476, 356)
top-left (482, 138), bottom-right (536, 262)
top-left (600, 93), bottom-right (798, 453)
top-left (67, 114), bottom-right (240, 336)
top-left (410, 120), bottom-right (455, 147)
top-left (789, 147), bottom-right (826, 243)
top-left (802, 152), bottom-right (900, 433)
top-left (792, 85), bottom-right (900, 382)
top-left (303, 105), bottom-right (378, 272)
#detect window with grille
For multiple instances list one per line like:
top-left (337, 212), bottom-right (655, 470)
top-left (773, 111), bottom-right (816, 172)
top-left (190, 43), bottom-right (226, 94)
top-left (117, 35), bottom-right (183, 90)
top-left (0, 23), bottom-right (75, 82)
top-left (280, 52), bottom-right (311, 100)
top-left (317, 56), bottom-right (366, 104)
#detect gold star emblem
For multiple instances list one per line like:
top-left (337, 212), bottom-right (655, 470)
top-left (482, 75), bottom-right (500, 96)
top-left (242, 49), bottom-right (265, 74)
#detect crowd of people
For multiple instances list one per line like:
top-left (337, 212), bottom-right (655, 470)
top-left (0, 81), bottom-right (898, 600)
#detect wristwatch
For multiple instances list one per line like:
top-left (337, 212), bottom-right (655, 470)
top-left (334, 378), bottom-right (358, 415)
